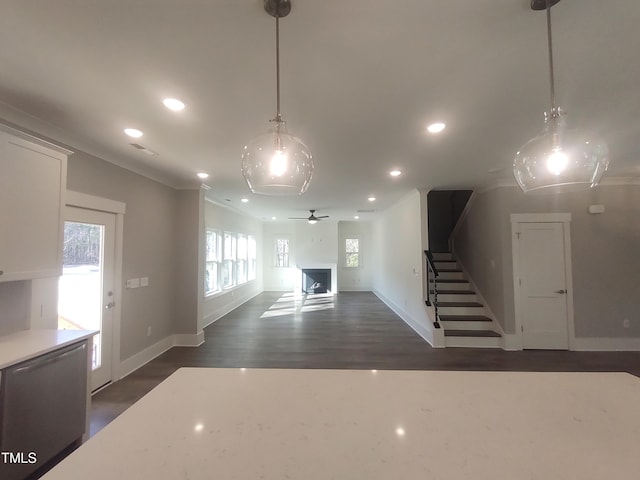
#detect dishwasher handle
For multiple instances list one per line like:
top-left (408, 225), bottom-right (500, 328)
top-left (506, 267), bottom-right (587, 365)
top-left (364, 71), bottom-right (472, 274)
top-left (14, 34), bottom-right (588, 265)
top-left (12, 342), bottom-right (87, 375)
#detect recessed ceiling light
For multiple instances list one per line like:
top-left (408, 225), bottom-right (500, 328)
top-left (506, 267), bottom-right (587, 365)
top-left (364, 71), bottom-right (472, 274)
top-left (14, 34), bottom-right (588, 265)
top-left (197, 172), bottom-right (209, 179)
top-left (427, 122), bottom-right (446, 134)
top-left (271, 216), bottom-right (277, 220)
top-left (368, 196), bottom-right (376, 202)
top-left (389, 169), bottom-right (402, 177)
top-left (241, 198), bottom-right (249, 203)
top-left (354, 215), bottom-right (360, 219)
top-left (124, 128), bottom-right (143, 138)
top-left (163, 98), bottom-right (185, 111)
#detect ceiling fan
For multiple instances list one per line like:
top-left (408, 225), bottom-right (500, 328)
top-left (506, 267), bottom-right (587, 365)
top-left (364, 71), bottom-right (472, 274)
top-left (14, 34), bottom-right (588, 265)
top-left (288, 209), bottom-right (329, 224)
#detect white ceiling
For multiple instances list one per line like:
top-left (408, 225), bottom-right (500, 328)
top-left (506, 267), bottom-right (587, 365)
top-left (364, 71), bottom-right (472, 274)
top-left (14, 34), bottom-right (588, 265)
top-left (1, 0), bottom-right (639, 222)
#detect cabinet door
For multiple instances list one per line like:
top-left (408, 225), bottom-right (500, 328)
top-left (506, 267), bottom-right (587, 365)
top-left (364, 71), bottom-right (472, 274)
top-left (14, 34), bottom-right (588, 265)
top-left (0, 130), bottom-right (67, 281)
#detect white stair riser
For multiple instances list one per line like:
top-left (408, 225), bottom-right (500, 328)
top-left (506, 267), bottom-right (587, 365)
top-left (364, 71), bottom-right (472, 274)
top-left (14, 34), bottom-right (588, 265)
top-left (434, 282), bottom-right (470, 291)
top-left (438, 306), bottom-right (485, 316)
top-left (445, 336), bottom-right (502, 348)
top-left (440, 321), bottom-right (494, 330)
top-left (431, 253), bottom-right (454, 261)
top-left (436, 271), bottom-right (465, 280)
top-left (436, 293), bottom-right (477, 303)
top-left (434, 261), bottom-right (458, 271)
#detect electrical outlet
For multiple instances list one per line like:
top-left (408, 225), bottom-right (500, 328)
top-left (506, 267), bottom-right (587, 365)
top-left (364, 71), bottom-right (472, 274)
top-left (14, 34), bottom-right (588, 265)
top-left (623, 318), bottom-right (631, 329)
top-left (147, 326), bottom-right (152, 337)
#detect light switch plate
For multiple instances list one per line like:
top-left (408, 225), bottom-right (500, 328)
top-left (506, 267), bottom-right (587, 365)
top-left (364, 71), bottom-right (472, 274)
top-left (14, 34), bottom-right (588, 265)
top-left (140, 277), bottom-right (149, 287)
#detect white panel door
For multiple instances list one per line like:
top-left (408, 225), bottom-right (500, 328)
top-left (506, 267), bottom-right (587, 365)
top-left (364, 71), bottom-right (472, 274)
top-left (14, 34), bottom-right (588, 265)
top-left (58, 206), bottom-right (116, 391)
top-left (517, 222), bottom-right (569, 349)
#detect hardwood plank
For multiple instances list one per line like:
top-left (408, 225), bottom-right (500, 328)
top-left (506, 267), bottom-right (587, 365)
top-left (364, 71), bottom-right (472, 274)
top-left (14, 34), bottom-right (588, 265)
top-left (90, 291), bottom-right (640, 440)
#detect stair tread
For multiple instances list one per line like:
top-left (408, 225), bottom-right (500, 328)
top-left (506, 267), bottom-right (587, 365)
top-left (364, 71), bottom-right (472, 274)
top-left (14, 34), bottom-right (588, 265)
top-left (430, 289), bottom-right (475, 295)
top-left (437, 301), bottom-right (483, 307)
top-left (440, 315), bottom-right (492, 322)
top-left (444, 329), bottom-right (502, 338)
top-left (436, 279), bottom-right (469, 283)
top-left (437, 268), bottom-right (463, 272)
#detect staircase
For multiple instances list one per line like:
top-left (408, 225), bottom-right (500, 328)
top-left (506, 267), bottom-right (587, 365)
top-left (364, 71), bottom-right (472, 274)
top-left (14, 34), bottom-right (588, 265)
top-left (429, 252), bottom-right (502, 348)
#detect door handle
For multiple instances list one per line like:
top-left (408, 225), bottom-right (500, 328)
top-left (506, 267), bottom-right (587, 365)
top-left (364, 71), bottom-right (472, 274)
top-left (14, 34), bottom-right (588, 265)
top-left (105, 302), bottom-right (116, 309)
top-left (555, 289), bottom-right (567, 294)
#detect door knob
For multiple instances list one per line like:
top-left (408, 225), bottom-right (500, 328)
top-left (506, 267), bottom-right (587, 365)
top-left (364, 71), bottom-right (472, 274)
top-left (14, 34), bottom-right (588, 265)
top-left (555, 289), bottom-right (567, 294)
top-left (105, 302), bottom-right (116, 309)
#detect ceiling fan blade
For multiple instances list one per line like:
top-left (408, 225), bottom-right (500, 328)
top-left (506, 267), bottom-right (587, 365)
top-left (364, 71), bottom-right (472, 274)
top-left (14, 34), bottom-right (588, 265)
top-left (316, 215), bottom-right (329, 219)
top-left (288, 217), bottom-right (308, 220)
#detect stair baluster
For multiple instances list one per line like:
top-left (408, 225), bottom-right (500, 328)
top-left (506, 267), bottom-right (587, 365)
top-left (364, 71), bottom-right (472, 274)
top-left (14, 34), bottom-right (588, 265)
top-left (424, 250), bottom-right (440, 329)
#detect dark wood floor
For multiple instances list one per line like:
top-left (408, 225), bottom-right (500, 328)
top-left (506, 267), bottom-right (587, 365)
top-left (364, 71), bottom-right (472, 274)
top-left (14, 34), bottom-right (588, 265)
top-left (91, 291), bottom-right (640, 435)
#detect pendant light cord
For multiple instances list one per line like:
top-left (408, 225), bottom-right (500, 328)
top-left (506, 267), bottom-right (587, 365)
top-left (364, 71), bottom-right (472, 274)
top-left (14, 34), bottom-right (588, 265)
top-left (274, 15), bottom-right (282, 124)
top-left (546, 0), bottom-right (557, 115)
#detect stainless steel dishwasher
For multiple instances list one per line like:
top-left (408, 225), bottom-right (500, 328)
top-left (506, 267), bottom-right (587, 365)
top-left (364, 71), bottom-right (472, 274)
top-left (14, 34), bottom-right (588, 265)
top-left (0, 341), bottom-right (88, 480)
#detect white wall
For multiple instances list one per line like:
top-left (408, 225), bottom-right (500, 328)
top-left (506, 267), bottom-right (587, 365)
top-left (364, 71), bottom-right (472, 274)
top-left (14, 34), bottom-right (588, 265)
top-left (371, 189), bottom-right (440, 345)
top-left (263, 221), bottom-right (341, 292)
top-left (294, 220), bottom-right (338, 267)
top-left (262, 220), bottom-right (374, 292)
top-left (262, 222), bottom-right (296, 291)
top-left (0, 281), bottom-right (30, 335)
top-left (202, 198), bottom-right (263, 327)
top-left (338, 221), bottom-right (373, 291)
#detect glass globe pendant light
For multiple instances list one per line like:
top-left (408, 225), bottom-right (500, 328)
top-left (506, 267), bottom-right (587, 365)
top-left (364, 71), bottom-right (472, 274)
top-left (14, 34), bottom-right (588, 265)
top-left (513, 0), bottom-right (609, 194)
top-left (241, 0), bottom-right (313, 196)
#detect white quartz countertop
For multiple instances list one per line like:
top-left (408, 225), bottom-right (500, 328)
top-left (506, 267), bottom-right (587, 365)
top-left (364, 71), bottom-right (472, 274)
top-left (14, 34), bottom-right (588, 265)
top-left (0, 329), bottom-right (96, 369)
top-left (42, 368), bottom-right (640, 479)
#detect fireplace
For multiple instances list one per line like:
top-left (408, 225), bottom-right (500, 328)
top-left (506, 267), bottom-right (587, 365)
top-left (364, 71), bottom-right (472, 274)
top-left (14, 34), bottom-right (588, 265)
top-left (301, 269), bottom-right (331, 294)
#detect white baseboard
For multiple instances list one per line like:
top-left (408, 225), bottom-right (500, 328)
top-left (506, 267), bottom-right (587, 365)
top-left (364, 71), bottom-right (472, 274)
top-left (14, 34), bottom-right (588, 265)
top-left (118, 336), bottom-right (174, 380)
top-left (372, 289), bottom-right (444, 348)
top-left (499, 334), bottom-right (640, 351)
top-left (203, 288), bottom-right (262, 328)
top-left (502, 334), bottom-right (521, 351)
top-left (118, 331), bottom-right (206, 380)
top-left (572, 336), bottom-right (640, 351)
top-left (174, 331), bottom-right (205, 347)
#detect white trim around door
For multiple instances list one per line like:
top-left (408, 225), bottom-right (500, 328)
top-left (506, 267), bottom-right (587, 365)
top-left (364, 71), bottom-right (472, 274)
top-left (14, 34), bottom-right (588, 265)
top-left (511, 213), bottom-right (575, 350)
top-left (66, 190), bottom-right (125, 390)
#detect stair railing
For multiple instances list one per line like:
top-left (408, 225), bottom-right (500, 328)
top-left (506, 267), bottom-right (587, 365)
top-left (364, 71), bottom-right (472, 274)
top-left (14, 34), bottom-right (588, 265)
top-left (424, 250), bottom-right (440, 329)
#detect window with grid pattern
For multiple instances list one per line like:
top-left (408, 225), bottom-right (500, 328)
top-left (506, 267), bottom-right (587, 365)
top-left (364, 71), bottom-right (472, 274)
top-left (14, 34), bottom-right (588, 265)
top-left (205, 230), bottom-right (221, 295)
top-left (345, 238), bottom-right (360, 268)
top-left (275, 238), bottom-right (290, 267)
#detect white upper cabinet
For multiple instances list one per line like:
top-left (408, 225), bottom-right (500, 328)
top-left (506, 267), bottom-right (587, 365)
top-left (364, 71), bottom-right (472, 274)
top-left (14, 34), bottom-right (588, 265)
top-left (0, 125), bottom-right (71, 282)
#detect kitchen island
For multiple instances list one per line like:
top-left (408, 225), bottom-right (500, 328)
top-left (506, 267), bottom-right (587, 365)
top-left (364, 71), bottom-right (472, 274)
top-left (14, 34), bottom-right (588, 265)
top-left (41, 368), bottom-right (640, 479)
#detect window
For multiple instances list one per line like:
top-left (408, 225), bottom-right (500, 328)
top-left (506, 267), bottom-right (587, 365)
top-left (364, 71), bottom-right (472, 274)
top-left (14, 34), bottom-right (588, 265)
top-left (205, 230), bottom-right (221, 295)
top-left (345, 238), bottom-right (360, 268)
top-left (248, 235), bottom-right (257, 280)
top-left (205, 229), bottom-right (256, 296)
top-left (275, 238), bottom-right (290, 267)
top-left (237, 234), bottom-right (248, 284)
top-left (223, 232), bottom-right (236, 288)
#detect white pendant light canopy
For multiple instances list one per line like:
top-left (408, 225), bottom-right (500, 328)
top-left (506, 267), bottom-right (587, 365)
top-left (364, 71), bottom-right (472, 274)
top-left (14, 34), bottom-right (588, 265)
top-left (513, 0), bottom-right (609, 194)
top-left (241, 0), bottom-right (313, 196)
